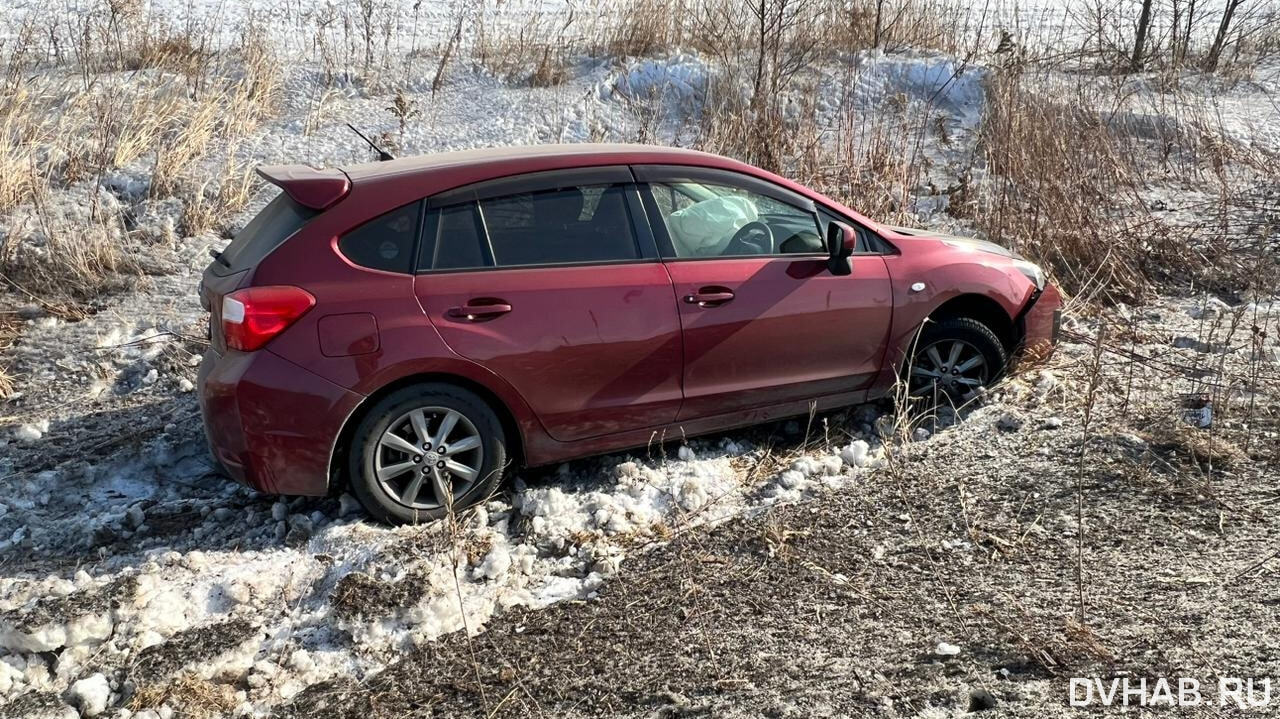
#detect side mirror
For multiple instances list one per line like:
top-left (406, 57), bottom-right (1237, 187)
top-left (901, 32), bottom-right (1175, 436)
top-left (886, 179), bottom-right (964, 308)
top-left (826, 222), bottom-right (856, 276)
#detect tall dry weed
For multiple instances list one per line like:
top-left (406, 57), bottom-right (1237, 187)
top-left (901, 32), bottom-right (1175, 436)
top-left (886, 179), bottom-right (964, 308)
top-left (0, 15), bottom-right (281, 303)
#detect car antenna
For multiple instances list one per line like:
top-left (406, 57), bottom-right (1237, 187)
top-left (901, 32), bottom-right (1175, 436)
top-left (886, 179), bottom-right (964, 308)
top-left (346, 123), bottom-right (394, 162)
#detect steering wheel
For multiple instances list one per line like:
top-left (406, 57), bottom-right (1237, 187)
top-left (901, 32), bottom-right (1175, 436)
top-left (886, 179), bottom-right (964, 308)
top-left (723, 221), bottom-right (775, 256)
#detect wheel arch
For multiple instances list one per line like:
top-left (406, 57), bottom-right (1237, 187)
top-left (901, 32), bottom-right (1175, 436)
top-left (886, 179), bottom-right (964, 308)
top-left (327, 372), bottom-right (526, 495)
top-left (926, 293), bottom-right (1016, 349)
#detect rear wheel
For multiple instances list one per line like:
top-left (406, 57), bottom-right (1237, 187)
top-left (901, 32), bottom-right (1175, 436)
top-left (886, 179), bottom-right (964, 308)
top-left (907, 317), bottom-right (1008, 403)
top-left (349, 383), bottom-right (508, 525)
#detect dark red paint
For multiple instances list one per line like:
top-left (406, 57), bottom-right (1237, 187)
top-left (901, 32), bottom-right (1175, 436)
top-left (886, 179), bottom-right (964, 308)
top-left (198, 144), bottom-right (1063, 497)
top-left (257, 165), bottom-right (350, 210)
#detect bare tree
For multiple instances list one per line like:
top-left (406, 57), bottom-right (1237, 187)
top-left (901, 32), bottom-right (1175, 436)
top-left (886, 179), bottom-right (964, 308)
top-left (690, 0), bottom-right (823, 172)
top-left (1172, 0), bottom-right (1200, 65)
top-left (1130, 0), bottom-right (1155, 71)
top-left (358, 0), bottom-right (377, 74)
top-left (873, 0), bottom-right (885, 49)
top-left (1204, 0), bottom-right (1246, 71)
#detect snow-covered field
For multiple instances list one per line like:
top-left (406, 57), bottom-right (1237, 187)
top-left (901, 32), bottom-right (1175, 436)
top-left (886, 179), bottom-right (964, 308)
top-left (1, 1), bottom-right (1279, 717)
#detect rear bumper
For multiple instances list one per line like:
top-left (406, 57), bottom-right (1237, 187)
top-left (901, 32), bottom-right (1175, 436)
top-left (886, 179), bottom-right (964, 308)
top-left (1020, 283), bottom-right (1063, 355)
top-left (197, 347), bottom-right (363, 496)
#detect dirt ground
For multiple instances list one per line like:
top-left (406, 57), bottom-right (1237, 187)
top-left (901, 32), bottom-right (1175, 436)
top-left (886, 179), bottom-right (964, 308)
top-left (280, 307), bottom-right (1280, 718)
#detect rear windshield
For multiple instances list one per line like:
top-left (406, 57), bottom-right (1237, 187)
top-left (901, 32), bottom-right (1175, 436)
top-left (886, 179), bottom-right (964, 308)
top-left (212, 192), bottom-right (317, 275)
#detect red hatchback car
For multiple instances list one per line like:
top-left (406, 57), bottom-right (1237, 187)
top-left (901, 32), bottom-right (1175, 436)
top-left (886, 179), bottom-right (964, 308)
top-left (198, 144), bottom-right (1061, 524)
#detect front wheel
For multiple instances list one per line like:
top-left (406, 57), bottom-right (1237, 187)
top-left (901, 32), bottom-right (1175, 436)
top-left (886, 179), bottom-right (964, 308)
top-left (348, 383), bottom-right (508, 525)
top-left (906, 317), bottom-right (1008, 403)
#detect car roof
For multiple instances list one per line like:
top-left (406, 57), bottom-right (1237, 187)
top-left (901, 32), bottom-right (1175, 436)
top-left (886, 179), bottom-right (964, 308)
top-left (325, 143), bottom-right (886, 236)
top-left (339, 143), bottom-right (742, 182)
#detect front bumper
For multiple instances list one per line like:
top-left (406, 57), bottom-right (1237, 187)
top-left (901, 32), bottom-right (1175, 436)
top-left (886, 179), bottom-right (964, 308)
top-left (1019, 283), bottom-right (1063, 355)
top-left (197, 347), bottom-right (364, 496)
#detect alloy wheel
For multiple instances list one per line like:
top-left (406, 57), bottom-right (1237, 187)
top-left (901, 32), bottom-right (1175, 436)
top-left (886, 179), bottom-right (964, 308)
top-left (909, 339), bottom-right (990, 399)
top-left (374, 406), bottom-right (484, 510)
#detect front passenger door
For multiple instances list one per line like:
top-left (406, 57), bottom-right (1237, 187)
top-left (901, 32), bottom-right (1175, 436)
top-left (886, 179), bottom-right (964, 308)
top-left (636, 166), bottom-right (893, 420)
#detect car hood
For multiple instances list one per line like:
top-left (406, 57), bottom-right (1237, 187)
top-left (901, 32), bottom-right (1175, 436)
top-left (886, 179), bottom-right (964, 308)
top-left (884, 225), bottom-right (1018, 259)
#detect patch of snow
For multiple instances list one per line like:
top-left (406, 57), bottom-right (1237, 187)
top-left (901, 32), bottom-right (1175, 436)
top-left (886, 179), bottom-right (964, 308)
top-left (842, 440), bottom-right (871, 468)
top-left (606, 53), bottom-right (710, 110)
top-left (67, 673), bottom-right (111, 716)
top-left (935, 641), bottom-right (962, 657)
top-left (13, 421), bottom-right (47, 442)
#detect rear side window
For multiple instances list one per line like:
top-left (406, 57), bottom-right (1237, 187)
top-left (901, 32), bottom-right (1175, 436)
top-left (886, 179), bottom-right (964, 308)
top-left (337, 201), bottom-right (422, 273)
top-left (214, 192), bottom-right (317, 275)
top-left (480, 184), bottom-right (639, 266)
top-left (417, 184), bottom-right (642, 272)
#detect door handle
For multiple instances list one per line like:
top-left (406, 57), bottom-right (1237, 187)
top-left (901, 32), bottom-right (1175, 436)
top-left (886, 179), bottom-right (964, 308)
top-left (684, 288), bottom-right (735, 307)
top-left (448, 301), bottom-right (512, 321)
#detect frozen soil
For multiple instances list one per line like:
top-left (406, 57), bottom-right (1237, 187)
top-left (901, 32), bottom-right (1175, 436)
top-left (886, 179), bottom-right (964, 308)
top-left (285, 303), bottom-right (1280, 719)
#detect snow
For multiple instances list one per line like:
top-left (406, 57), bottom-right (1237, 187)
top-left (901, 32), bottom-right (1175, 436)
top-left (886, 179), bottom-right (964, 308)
top-left (474, 545), bottom-right (512, 581)
top-left (13, 422), bottom-right (46, 442)
top-left (842, 440), bottom-right (871, 468)
top-left (67, 673), bottom-right (111, 716)
top-left (851, 51), bottom-right (986, 116)
top-left (0, 407), bottom-right (891, 712)
top-left (607, 53), bottom-right (711, 111)
top-left (935, 642), bottom-right (962, 657)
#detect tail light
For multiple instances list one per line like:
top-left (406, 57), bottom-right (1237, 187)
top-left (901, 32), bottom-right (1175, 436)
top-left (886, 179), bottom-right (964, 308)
top-left (222, 286), bottom-right (315, 352)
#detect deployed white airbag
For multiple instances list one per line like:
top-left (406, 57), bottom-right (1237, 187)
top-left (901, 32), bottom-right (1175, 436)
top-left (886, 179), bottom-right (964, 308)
top-left (667, 195), bottom-right (759, 256)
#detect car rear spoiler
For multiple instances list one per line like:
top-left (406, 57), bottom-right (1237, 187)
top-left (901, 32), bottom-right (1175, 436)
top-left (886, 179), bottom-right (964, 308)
top-left (256, 165), bottom-right (351, 210)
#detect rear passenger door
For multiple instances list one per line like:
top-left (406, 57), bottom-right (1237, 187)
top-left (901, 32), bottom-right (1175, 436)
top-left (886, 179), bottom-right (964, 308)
top-left (413, 167), bottom-right (684, 442)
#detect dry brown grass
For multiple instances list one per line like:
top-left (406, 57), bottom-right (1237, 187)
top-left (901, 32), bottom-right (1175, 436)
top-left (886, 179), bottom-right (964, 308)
top-left (179, 153), bottom-right (259, 238)
top-left (1144, 424), bottom-right (1249, 470)
top-left (944, 58), bottom-right (1280, 300)
top-left (129, 674), bottom-right (239, 718)
top-left (824, 0), bottom-right (977, 54)
top-left (594, 0), bottom-right (691, 58)
top-left (123, 32), bottom-right (212, 77)
top-left (152, 36), bottom-right (281, 198)
top-left (0, 187), bottom-right (140, 301)
top-left (951, 68), bottom-right (1175, 299)
top-left (607, 1), bottom-right (938, 227)
top-left (0, 18), bottom-right (280, 303)
top-left (0, 313), bottom-right (17, 399)
top-left (597, 0), bottom-right (977, 59)
top-left (475, 9), bottom-right (574, 87)
top-left (528, 46), bottom-right (570, 87)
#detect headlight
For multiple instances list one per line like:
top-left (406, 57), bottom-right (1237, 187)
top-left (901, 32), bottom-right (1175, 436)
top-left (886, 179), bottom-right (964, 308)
top-left (1012, 259), bottom-right (1045, 290)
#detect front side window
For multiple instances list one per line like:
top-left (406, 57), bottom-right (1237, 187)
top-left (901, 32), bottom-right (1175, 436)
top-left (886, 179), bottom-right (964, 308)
top-left (478, 183), bottom-right (640, 267)
top-left (337, 201), bottom-right (422, 273)
top-left (648, 181), bottom-right (823, 258)
top-left (818, 208), bottom-right (884, 254)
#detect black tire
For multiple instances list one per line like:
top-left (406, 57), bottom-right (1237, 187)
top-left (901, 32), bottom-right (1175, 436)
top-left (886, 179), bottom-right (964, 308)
top-left (348, 383), bottom-right (508, 525)
top-left (906, 317), bottom-right (1009, 402)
